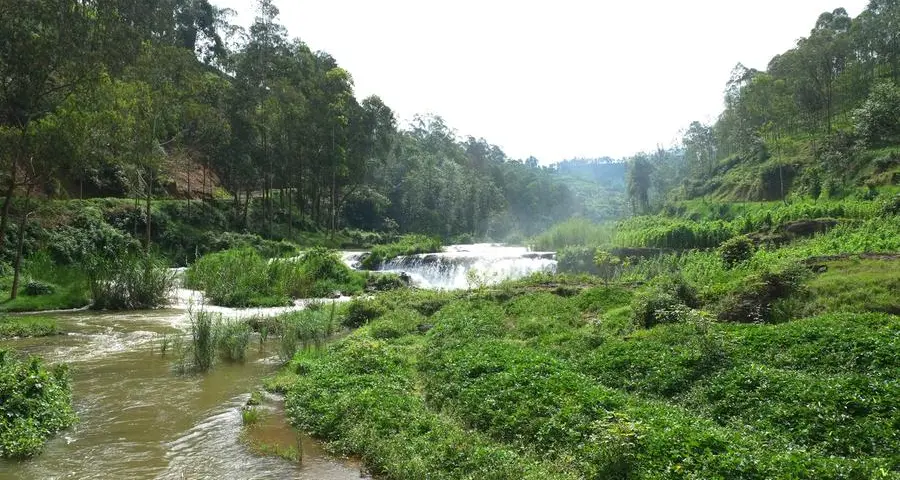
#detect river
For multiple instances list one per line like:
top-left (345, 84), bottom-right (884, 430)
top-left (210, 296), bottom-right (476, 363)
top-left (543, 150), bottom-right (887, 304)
top-left (0, 244), bottom-right (556, 479)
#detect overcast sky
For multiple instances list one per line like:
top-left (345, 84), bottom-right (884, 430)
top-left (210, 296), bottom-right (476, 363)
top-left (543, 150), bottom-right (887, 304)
top-left (214, 0), bottom-right (866, 163)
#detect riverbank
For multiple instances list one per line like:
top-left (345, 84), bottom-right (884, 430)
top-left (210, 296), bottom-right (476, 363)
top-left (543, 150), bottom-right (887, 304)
top-left (0, 292), bottom-right (370, 477)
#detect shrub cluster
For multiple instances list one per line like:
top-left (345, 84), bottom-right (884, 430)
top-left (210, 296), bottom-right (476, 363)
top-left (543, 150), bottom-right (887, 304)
top-left (0, 351), bottom-right (76, 458)
top-left (185, 247), bottom-right (365, 307)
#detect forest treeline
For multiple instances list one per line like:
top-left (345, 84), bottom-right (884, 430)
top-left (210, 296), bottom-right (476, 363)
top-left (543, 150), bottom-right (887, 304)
top-left (625, 2), bottom-right (900, 212)
top-left (0, 0), bottom-right (625, 250)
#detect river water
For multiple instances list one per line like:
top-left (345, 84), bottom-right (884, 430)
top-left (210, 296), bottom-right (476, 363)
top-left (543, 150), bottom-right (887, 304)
top-left (0, 244), bottom-right (554, 479)
top-left (0, 306), bottom-right (365, 479)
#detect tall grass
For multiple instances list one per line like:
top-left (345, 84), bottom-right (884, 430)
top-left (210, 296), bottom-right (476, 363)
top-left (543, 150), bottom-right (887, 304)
top-left (190, 309), bottom-right (217, 372)
top-left (185, 247), bottom-right (365, 307)
top-left (87, 254), bottom-right (175, 310)
top-left (274, 307), bottom-right (341, 362)
top-left (530, 218), bottom-right (613, 250)
top-left (218, 320), bottom-right (251, 362)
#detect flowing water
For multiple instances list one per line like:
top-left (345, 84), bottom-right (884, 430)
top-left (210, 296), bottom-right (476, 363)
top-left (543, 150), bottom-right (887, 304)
top-left (0, 244), bottom-right (549, 479)
top-left (0, 299), bottom-right (366, 480)
top-left (350, 243), bottom-right (557, 290)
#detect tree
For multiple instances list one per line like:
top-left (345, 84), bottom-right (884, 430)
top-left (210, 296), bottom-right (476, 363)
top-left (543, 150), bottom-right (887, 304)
top-left (627, 155), bottom-right (654, 214)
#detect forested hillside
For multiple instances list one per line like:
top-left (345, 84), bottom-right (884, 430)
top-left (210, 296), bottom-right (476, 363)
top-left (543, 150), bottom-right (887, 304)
top-left (624, 3), bottom-right (900, 211)
top-left (0, 0), bottom-right (623, 253)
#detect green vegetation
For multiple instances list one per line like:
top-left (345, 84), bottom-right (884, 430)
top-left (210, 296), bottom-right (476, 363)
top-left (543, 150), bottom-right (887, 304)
top-left (87, 254), bottom-right (176, 310)
top-left (185, 248), bottom-right (366, 307)
top-left (0, 316), bottom-right (58, 339)
top-left (0, 351), bottom-right (77, 458)
top-left (360, 235), bottom-right (442, 269)
top-left (530, 218), bottom-right (613, 251)
top-left (276, 270), bottom-right (899, 478)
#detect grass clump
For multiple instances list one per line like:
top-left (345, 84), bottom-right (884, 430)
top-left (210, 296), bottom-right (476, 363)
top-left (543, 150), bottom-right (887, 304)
top-left (87, 254), bottom-right (176, 310)
top-left (530, 218), bottom-right (613, 250)
top-left (0, 350), bottom-right (77, 458)
top-left (359, 234), bottom-right (442, 269)
top-left (218, 320), bottom-right (251, 362)
top-left (185, 247), bottom-right (365, 307)
top-left (0, 316), bottom-right (58, 338)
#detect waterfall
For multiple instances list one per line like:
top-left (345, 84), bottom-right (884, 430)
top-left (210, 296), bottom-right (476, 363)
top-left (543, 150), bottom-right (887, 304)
top-left (345, 244), bottom-right (556, 290)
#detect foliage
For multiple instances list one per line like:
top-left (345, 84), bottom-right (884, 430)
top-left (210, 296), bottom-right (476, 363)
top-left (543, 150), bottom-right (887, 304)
top-left (530, 218), bottom-right (612, 251)
top-left (275, 307), bottom-right (341, 362)
top-left (0, 350), bottom-right (77, 458)
top-left (556, 246), bottom-right (599, 275)
top-left (217, 320), bottom-right (251, 362)
top-left (87, 254), bottom-right (175, 310)
top-left (360, 235), bottom-right (442, 269)
top-left (189, 309), bottom-right (217, 373)
top-left (185, 247), bottom-right (365, 307)
top-left (719, 235), bottom-right (754, 267)
top-left (23, 280), bottom-right (55, 297)
top-left (277, 286), bottom-right (899, 478)
top-left (855, 82), bottom-right (900, 147)
top-left (0, 316), bottom-right (58, 339)
top-left (717, 263), bottom-right (809, 323)
top-left (342, 299), bottom-right (386, 329)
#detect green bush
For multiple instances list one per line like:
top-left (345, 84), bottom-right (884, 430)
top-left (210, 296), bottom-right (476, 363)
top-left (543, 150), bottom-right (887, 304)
top-left (556, 245), bottom-right (599, 274)
top-left (719, 235), bottom-right (754, 268)
top-left (342, 299), bottom-right (386, 328)
top-left (360, 235), bottom-right (442, 269)
top-left (0, 350), bottom-right (77, 458)
top-left (717, 263), bottom-right (809, 323)
top-left (185, 247), bottom-right (365, 307)
top-left (87, 254), bottom-right (176, 310)
top-left (190, 309), bottom-right (217, 373)
top-left (23, 280), bottom-right (55, 296)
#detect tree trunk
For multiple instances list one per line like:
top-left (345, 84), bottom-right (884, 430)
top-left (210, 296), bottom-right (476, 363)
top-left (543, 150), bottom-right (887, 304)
top-left (0, 170), bottom-right (16, 257)
top-left (243, 188), bottom-right (251, 229)
top-left (10, 185), bottom-right (33, 300)
top-left (145, 168), bottom-right (152, 254)
top-left (287, 181), bottom-right (293, 240)
top-left (330, 168), bottom-right (336, 238)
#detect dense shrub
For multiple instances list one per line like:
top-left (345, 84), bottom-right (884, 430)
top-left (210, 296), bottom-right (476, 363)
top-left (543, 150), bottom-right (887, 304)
top-left (556, 245), bottom-right (599, 274)
top-left (854, 82), bottom-right (900, 147)
top-left (530, 218), bottom-right (612, 251)
top-left (185, 247), bottom-right (365, 307)
top-left (217, 320), bottom-right (251, 362)
top-left (717, 263), bottom-right (809, 323)
top-left (342, 299), bottom-right (386, 328)
top-left (23, 280), bottom-right (55, 296)
top-left (0, 350), bottom-right (76, 458)
top-left (87, 254), bottom-right (176, 310)
top-left (719, 235), bottom-right (754, 267)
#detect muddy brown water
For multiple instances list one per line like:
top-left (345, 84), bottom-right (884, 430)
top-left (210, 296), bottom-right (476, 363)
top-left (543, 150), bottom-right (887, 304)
top-left (0, 305), bottom-right (367, 480)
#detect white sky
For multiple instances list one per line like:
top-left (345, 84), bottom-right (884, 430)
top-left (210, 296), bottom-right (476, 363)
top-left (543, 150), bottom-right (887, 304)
top-left (214, 0), bottom-right (867, 163)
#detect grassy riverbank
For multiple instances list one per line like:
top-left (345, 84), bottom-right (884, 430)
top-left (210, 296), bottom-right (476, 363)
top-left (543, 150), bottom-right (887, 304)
top-left (0, 317), bottom-right (59, 339)
top-left (271, 199), bottom-right (900, 478)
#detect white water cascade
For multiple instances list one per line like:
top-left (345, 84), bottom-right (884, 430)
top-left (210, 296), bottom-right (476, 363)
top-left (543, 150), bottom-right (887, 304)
top-left (345, 244), bottom-right (557, 290)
